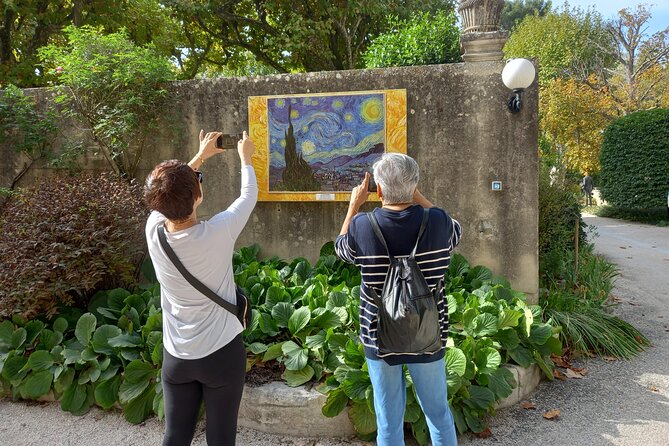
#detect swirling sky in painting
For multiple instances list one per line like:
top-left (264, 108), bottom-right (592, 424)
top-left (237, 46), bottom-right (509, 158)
top-left (268, 93), bottom-right (385, 191)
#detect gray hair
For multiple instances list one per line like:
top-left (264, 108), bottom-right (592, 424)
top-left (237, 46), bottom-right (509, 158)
top-left (372, 153), bottom-right (419, 204)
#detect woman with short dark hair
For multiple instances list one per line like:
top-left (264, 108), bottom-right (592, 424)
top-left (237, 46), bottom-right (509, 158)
top-left (144, 130), bottom-right (257, 446)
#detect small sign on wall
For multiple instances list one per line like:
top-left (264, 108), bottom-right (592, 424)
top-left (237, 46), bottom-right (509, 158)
top-left (492, 181), bottom-right (503, 191)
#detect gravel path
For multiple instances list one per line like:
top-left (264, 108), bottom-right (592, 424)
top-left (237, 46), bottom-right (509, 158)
top-left (1, 215), bottom-right (667, 445)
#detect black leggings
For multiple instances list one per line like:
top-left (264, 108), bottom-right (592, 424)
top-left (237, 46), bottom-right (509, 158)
top-left (161, 334), bottom-right (246, 446)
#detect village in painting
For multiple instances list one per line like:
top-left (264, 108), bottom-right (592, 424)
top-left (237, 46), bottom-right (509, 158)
top-left (267, 93), bottom-right (386, 192)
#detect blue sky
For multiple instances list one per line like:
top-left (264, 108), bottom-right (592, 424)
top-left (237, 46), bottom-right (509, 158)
top-left (557, 1), bottom-right (669, 35)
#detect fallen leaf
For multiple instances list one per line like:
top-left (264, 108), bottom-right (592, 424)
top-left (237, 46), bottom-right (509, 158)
top-left (649, 386), bottom-right (659, 392)
top-left (474, 428), bottom-right (492, 438)
top-left (619, 246), bottom-right (627, 249)
top-left (553, 369), bottom-right (567, 380)
top-left (564, 368), bottom-right (584, 379)
top-left (543, 409), bottom-right (561, 420)
top-left (551, 354), bottom-right (571, 368)
top-left (520, 401), bottom-right (537, 410)
top-left (603, 356), bottom-right (618, 362)
top-left (571, 367), bottom-right (588, 375)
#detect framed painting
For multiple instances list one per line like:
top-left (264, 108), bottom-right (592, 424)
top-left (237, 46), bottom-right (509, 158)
top-left (248, 89), bottom-right (407, 201)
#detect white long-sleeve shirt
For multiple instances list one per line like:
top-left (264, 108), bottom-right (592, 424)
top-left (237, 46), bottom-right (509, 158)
top-left (145, 165), bottom-right (258, 359)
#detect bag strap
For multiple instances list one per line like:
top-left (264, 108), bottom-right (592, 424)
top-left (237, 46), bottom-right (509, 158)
top-left (411, 208), bottom-right (431, 258)
top-left (367, 207), bottom-right (430, 260)
top-left (157, 224), bottom-right (238, 317)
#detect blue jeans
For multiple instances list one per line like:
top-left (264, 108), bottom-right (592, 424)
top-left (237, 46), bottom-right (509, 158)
top-left (366, 357), bottom-right (458, 446)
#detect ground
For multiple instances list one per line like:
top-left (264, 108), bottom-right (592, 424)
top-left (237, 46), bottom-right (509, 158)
top-left (1, 215), bottom-right (667, 445)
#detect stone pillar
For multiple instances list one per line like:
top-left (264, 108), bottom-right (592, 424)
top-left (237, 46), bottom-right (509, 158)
top-left (458, 0), bottom-right (508, 62)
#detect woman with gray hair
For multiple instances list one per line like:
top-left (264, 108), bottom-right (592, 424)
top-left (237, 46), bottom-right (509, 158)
top-left (335, 153), bottom-right (461, 445)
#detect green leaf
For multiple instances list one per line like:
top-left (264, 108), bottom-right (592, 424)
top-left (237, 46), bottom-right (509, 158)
top-left (533, 351), bottom-right (555, 379)
top-left (11, 328), bottom-right (27, 349)
top-left (92, 325), bottom-right (122, 355)
top-left (445, 348), bottom-right (467, 377)
top-left (123, 360), bottom-right (154, 383)
top-left (475, 347), bottom-right (501, 374)
top-left (447, 373), bottom-right (465, 396)
top-left (288, 307), bottom-right (311, 335)
top-left (24, 320), bottom-right (45, 345)
top-left (466, 385), bottom-right (495, 410)
top-left (21, 370), bottom-right (53, 398)
top-left (60, 382), bottom-right (87, 414)
top-left (281, 341), bottom-right (308, 371)
top-left (463, 406), bottom-right (486, 433)
top-left (75, 313), bottom-right (97, 346)
top-left (62, 347), bottom-right (83, 365)
top-left (271, 302), bottom-right (294, 328)
top-left (39, 329), bottom-right (63, 351)
top-left (107, 288), bottom-right (131, 312)
top-left (2, 355), bottom-right (28, 381)
top-left (523, 308), bottom-right (534, 337)
top-left (282, 365), bottom-right (315, 387)
top-left (53, 318), bottom-right (68, 334)
top-left (497, 309), bottom-right (523, 329)
top-left (78, 365), bottom-right (101, 384)
top-left (327, 291), bottom-right (348, 308)
top-left (265, 285), bottom-right (289, 309)
top-left (313, 310), bottom-right (342, 329)
top-left (348, 401), bottom-right (377, 436)
top-left (27, 350), bottom-right (54, 371)
top-left (485, 367), bottom-right (516, 399)
top-left (471, 313), bottom-right (498, 338)
top-left (258, 312), bottom-right (279, 336)
top-left (404, 401), bottom-right (422, 423)
top-left (122, 384), bottom-right (156, 424)
top-left (508, 346), bottom-right (533, 368)
top-left (322, 388), bottom-right (349, 417)
top-left (108, 333), bottom-right (142, 348)
top-left (306, 330), bottom-right (327, 349)
top-left (95, 376), bottom-right (121, 409)
top-left (262, 342), bottom-right (285, 362)
top-left (495, 327), bottom-right (520, 350)
top-left (528, 323), bottom-right (553, 346)
top-left (342, 370), bottom-right (371, 401)
top-left (0, 320), bottom-right (14, 348)
top-left (248, 343), bottom-right (268, 354)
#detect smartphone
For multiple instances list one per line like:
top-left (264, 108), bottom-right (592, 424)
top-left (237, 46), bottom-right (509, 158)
top-left (367, 174), bottom-right (377, 193)
top-left (216, 134), bottom-right (240, 149)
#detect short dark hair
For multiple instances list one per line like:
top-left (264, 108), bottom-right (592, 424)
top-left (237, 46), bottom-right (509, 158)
top-left (144, 160), bottom-right (201, 221)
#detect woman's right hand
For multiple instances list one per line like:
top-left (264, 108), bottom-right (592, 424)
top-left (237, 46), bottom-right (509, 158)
top-left (238, 130), bottom-right (254, 166)
top-left (197, 130), bottom-right (225, 162)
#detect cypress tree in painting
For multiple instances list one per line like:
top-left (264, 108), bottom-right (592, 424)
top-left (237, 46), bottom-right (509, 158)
top-left (281, 104), bottom-right (321, 191)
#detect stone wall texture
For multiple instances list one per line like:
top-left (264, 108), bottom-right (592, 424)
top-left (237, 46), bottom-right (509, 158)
top-left (2, 62), bottom-right (539, 300)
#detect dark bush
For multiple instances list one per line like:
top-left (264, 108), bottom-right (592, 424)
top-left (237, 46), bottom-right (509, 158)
top-left (599, 108), bottom-right (669, 209)
top-left (0, 173), bottom-right (147, 320)
top-left (538, 168), bottom-right (584, 282)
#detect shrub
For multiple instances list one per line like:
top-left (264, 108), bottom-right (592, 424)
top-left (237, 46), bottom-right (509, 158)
top-left (0, 173), bottom-right (147, 320)
top-left (363, 11), bottom-right (461, 68)
top-left (38, 26), bottom-right (176, 179)
top-left (599, 108), bottom-right (669, 209)
top-left (538, 167), bottom-right (583, 282)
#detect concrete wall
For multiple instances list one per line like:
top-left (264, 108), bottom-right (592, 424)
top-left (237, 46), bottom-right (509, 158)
top-left (2, 62), bottom-right (539, 300)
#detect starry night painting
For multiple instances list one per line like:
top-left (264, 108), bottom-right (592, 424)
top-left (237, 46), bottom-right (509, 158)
top-left (267, 93), bottom-right (386, 192)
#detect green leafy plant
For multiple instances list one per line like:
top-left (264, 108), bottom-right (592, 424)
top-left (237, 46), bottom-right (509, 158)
top-left (0, 286), bottom-right (164, 423)
top-left (38, 26), bottom-right (176, 179)
top-left (363, 11), bottom-right (461, 68)
top-left (0, 173), bottom-right (146, 319)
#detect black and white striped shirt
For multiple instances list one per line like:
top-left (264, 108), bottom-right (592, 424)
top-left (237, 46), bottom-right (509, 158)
top-left (335, 205), bottom-right (462, 365)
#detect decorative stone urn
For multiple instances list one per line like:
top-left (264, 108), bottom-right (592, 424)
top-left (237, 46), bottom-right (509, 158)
top-left (458, 0), bottom-right (505, 33)
top-left (458, 0), bottom-right (508, 62)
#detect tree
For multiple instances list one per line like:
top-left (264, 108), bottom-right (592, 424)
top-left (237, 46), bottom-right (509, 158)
top-left (38, 26), bottom-right (176, 180)
top-left (540, 76), bottom-right (615, 175)
top-left (575, 4), bottom-right (669, 115)
top-left (363, 10), bottom-right (461, 68)
top-left (0, 1), bottom-right (180, 88)
top-left (504, 5), bottom-right (613, 84)
top-left (500, 0), bottom-right (551, 32)
top-left (163, 0), bottom-right (454, 75)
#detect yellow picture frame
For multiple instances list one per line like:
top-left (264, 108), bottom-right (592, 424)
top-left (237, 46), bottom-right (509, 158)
top-left (248, 89), bottom-right (407, 202)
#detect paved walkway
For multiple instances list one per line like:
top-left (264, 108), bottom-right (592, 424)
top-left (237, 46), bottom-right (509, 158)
top-left (1, 215), bottom-right (667, 445)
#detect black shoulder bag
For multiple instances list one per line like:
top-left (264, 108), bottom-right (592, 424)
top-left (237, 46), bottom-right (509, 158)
top-left (367, 208), bottom-right (442, 355)
top-left (157, 225), bottom-right (251, 329)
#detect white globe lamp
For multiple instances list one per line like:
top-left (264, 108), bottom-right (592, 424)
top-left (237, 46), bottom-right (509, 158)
top-left (501, 58), bottom-right (536, 113)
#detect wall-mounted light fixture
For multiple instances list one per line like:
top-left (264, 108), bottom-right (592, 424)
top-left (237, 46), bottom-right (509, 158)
top-left (501, 58), bottom-right (536, 113)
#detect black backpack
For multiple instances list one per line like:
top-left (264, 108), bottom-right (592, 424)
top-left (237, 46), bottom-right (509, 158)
top-left (367, 209), bottom-right (443, 355)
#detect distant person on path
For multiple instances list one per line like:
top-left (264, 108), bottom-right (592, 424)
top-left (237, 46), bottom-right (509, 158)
top-left (582, 172), bottom-right (594, 206)
top-left (144, 130), bottom-right (257, 446)
top-left (335, 153), bottom-right (461, 446)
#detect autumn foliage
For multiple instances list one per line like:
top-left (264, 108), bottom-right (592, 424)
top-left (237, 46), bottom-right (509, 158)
top-left (0, 173), bottom-right (147, 319)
